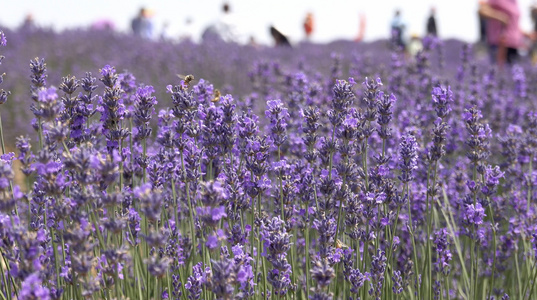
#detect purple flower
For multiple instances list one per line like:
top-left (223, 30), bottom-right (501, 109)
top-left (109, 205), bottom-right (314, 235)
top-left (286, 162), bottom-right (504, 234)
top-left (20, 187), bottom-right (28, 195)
top-left (19, 273), bottom-right (50, 300)
top-left (433, 228), bottom-right (452, 275)
top-left (266, 99), bottom-right (289, 147)
top-left (37, 86), bottom-right (58, 104)
top-left (99, 64), bottom-right (118, 88)
top-left (431, 85), bottom-right (453, 119)
top-left (0, 31), bottom-right (6, 46)
top-left (398, 132), bottom-right (418, 183)
top-left (464, 203), bottom-right (486, 225)
top-left (0, 90), bottom-right (9, 105)
top-left (261, 217), bottom-right (292, 295)
top-left (310, 259), bottom-right (335, 288)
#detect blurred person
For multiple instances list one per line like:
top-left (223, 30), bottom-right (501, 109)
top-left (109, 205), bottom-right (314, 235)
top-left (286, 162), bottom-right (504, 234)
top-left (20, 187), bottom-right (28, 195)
top-left (390, 9), bottom-right (406, 50)
top-left (408, 33), bottom-right (423, 57)
top-left (303, 12), bottom-right (314, 41)
top-left (159, 21), bottom-right (171, 41)
top-left (478, 0), bottom-right (488, 43)
top-left (531, 2), bottom-right (537, 63)
top-left (354, 13), bottom-right (366, 42)
top-left (131, 7), bottom-right (154, 39)
top-left (426, 7), bottom-right (438, 36)
top-left (270, 26), bottom-right (291, 47)
top-left (248, 36), bottom-right (260, 49)
top-left (475, 0), bottom-right (490, 58)
top-left (478, 0), bottom-right (529, 67)
top-left (20, 13), bottom-right (36, 30)
top-left (214, 2), bottom-right (240, 43)
top-left (179, 17), bottom-right (194, 41)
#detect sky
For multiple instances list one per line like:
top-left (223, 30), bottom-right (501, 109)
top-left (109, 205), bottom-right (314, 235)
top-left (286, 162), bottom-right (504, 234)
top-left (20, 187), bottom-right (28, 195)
top-left (0, 0), bottom-right (536, 46)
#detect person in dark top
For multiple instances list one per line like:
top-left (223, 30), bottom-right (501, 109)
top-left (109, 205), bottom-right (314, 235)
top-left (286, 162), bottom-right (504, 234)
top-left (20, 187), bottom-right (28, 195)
top-left (426, 7), bottom-right (437, 36)
top-left (531, 3), bottom-right (537, 63)
top-left (479, 0), bottom-right (488, 43)
top-left (270, 26), bottom-right (291, 47)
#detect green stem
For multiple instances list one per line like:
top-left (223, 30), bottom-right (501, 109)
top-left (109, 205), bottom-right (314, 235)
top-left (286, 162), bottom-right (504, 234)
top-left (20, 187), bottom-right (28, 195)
top-left (515, 251), bottom-right (523, 299)
top-left (0, 113), bottom-right (5, 155)
top-left (119, 137), bottom-right (124, 190)
top-left (487, 208), bottom-right (497, 300)
top-left (334, 139), bottom-right (349, 248)
top-left (523, 261), bottom-right (537, 299)
top-left (142, 135), bottom-right (147, 183)
top-left (528, 154), bottom-right (534, 212)
top-left (180, 150), bottom-right (196, 259)
top-left (0, 251), bottom-right (9, 300)
top-left (407, 197), bottom-right (420, 300)
top-left (37, 117), bottom-right (43, 150)
top-left (425, 161), bottom-right (438, 300)
top-left (470, 230), bottom-right (475, 299)
top-left (129, 119), bottom-right (134, 188)
top-left (445, 274), bottom-right (451, 300)
top-left (171, 178), bottom-right (178, 229)
top-left (278, 145), bottom-right (284, 221)
top-left (305, 206), bottom-right (311, 299)
top-left (524, 262), bottom-right (537, 299)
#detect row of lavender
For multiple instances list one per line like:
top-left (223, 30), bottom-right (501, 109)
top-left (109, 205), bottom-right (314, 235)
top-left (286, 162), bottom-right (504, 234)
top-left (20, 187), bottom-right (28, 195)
top-left (0, 27), bottom-right (536, 300)
top-left (0, 27), bottom-right (464, 143)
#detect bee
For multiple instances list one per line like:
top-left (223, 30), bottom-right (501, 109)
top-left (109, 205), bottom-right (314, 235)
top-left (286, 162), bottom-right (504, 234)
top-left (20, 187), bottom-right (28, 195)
top-left (335, 239), bottom-right (349, 249)
top-left (212, 89), bottom-right (221, 102)
top-left (177, 74), bottom-right (195, 85)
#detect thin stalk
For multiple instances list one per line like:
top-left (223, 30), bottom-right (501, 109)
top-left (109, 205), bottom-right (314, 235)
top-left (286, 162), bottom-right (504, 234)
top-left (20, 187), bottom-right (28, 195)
top-left (0, 252), bottom-right (9, 300)
top-left (334, 139), bottom-right (349, 247)
top-left (528, 154), bottom-right (534, 212)
top-left (386, 205), bottom-right (402, 263)
top-left (142, 135), bottom-right (147, 183)
top-left (119, 137), bottom-right (124, 190)
top-left (278, 145), bottom-right (284, 221)
top-left (487, 207), bottom-right (497, 300)
top-left (474, 246), bottom-right (480, 299)
top-left (305, 207), bottom-right (311, 299)
top-left (0, 113), bottom-right (5, 155)
top-left (134, 250), bottom-right (144, 300)
top-left (180, 150), bottom-right (196, 259)
top-left (470, 231), bottom-right (475, 300)
top-left (153, 275), bottom-right (159, 300)
top-left (37, 117), bottom-right (43, 150)
top-left (528, 261), bottom-right (537, 299)
top-left (171, 178), bottom-right (178, 228)
top-left (523, 261), bottom-right (537, 299)
top-left (469, 162), bottom-right (478, 299)
top-left (425, 161), bottom-right (439, 300)
top-left (50, 227), bottom-right (62, 289)
top-left (407, 197), bottom-right (421, 300)
top-left (515, 252), bottom-right (523, 299)
top-left (129, 119), bottom-right (134, 188)
top-left (445, 275), bottom-right (451, 300)
top-left (440, 187), bottom-right (470, 288)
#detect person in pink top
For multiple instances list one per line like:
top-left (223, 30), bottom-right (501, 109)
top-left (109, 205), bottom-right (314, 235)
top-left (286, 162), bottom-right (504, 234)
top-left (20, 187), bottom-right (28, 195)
top-left (479, 0), bottom-right (523, 66)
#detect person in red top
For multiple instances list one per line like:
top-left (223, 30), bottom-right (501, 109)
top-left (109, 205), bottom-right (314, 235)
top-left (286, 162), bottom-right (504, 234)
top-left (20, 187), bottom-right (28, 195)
top-left (303, 12), bottom-right (314, 41)
top-left (355, 13), bottom-right (367, 42)
top-left (479, 0), bottom-right (526, 66)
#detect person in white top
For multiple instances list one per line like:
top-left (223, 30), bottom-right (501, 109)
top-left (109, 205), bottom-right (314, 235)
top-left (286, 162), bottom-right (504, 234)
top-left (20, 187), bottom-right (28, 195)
top-left (215, 2), bottom-right (240, 43)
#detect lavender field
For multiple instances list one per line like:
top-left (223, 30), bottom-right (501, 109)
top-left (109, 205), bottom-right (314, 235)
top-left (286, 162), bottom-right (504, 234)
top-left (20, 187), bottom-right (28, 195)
top-left (0, 26), bottom-right (536, 300)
